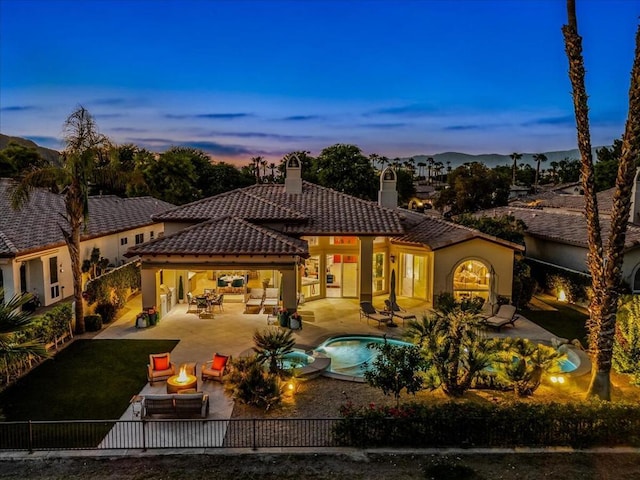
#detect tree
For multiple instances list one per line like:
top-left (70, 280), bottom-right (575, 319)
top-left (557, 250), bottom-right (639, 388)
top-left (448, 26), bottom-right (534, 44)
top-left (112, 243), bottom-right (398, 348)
top-left (434, 162), bottom-right (510, 214)
top-left (143, 147), bottom-right (206, 205)
top-left (595, 138), bottom-right (624, 191)
top-left (0, 142), bottom-right (47, 178)
top-left (11, 106), bottom-right (110, 334)
top-left (533, 153), bottom-right (548, 192)
top-left (562, 0), bottom-right (640, 400)
top-left (362, 339), bottom-right (426, 407)
top-left (509, 152), bottom-right (522, 185)
top-left (205, 162), bottom-right (254, 195)
top-left (252, 328), bottom-right (295, 375)
top-left (0, 290), bottom-right (48, 383)
top-left (406, 309), bottom-right (498, 397)
top-left (395, 168), bottom-right (416, 206)
top-left (454, 213), bottom-right (527, 245)
top-left (315, 144), bottom-right (378, 200)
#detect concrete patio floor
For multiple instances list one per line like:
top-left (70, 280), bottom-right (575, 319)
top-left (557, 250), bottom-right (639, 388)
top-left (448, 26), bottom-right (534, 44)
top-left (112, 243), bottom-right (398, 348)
top-left (95, 294), bottom-right (559, 421)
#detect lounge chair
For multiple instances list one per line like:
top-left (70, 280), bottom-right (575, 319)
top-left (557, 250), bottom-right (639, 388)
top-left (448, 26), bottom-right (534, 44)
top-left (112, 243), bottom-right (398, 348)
top-left (483, 304), bottom-right (520, 331)
top-left (360, 301), bottom-right (392, 327)
top-left (201, 353), bottom-right (231, 382)
top-left (384, 299), bottom-right (417, 326)
top-left (245, 288), bottom-right (264, 313)
top-left (147, 352), bottom-right (176, 385)
top-left (262, 287), bottom-right (280, 311)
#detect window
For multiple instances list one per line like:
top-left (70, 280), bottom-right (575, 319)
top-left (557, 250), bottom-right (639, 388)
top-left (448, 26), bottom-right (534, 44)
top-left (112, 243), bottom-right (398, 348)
top-left (49, 256), bottom-right (60, 299)
top-left (120, 237), bottom-right (128, 246)
top-left (373, 252), bottom-right (385, 293)
top-left (135, 233), bottom-right (144, 244)
top-left (150, 231), bottom-right (155, 240)
top-left (453, 260), bottom-right (490, 301)
top-left (49, 256), bottom-right (58, 284)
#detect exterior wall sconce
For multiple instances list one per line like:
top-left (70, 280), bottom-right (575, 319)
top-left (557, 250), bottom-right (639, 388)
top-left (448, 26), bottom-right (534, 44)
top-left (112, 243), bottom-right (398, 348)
top-left (390, 254), bottom-right (396, 264)
top-left (59, 264), bottom-right (64, 273)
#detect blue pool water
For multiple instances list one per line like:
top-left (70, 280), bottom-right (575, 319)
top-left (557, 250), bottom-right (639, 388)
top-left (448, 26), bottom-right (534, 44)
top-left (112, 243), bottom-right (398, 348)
top-left (314, 335), bottom-right (412, 377)
top-left (313, 335), bottom-right (580, 379)
top-left (282, 350), bottom-right (315, 370)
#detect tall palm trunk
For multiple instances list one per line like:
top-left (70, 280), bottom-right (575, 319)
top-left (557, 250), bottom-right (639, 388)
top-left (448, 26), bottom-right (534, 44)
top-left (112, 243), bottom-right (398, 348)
top-left (63, 182), bottom-right (86, 334)
top-left (563, 0), bottom-right (640, 399)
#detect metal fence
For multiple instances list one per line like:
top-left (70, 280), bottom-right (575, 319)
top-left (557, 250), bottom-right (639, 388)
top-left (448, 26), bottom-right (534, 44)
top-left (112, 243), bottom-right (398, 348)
top-left (0, 416), bottom-right (638, 452)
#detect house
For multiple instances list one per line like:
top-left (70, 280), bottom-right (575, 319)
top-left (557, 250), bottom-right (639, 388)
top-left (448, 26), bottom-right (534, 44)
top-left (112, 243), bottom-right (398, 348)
top-left (0, 178), bottom-right (174, 307)
top-left (480, 175), bottom-right (640, 293)
top-left (126, 158), bottom-right (522, 317)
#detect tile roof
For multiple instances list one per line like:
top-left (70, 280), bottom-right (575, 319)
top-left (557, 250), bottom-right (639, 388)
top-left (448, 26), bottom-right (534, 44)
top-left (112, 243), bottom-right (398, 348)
top-left (481, 206), bottom-right (640, 251)
top-left (511, 187), bottom-right (615, 213)
top-left (0, 178), bottom-right (174, 256)
top-left (155, 181), bottom-right (404, 235)
top-left (126, 216), bottom-right (308, 257)
top-left (393, 214), bottom-right (523, 251)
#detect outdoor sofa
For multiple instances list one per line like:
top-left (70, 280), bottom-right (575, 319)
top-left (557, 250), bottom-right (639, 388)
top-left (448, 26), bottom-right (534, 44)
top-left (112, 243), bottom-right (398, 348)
top-left (142, 392), bottom-right (209, 418)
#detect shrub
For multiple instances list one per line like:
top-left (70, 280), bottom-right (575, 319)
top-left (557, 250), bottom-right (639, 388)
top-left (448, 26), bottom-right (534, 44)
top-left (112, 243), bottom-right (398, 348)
top-left (84, 314), bottom-right (103, 332)
top-left (511, 258), bottom-right (536, 309)
top-left (252, 327), bottom-right (295, 375)
top-left (333, 400), bottom-right (640, 448)
top-left (95, 302), bottom-right (118, 324)
top-left (224, 356), bottom-right (283, 410)
top-left (613, 295), bottom-right (640, 385)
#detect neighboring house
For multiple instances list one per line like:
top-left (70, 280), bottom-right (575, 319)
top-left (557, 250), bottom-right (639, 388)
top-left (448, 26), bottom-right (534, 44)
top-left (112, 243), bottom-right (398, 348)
top-left (480, 178), bottom-right (640, 293)
top-left (0, 178), bottom-right (174, 306)
top-left (126, 158), bottom-right (522, 317)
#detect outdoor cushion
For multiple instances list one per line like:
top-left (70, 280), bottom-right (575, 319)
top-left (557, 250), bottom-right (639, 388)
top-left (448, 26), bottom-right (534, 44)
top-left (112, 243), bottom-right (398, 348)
top-left (153, 355), bottom-right (170, 371)
top-left (212, 354), bottom-right (229, 370)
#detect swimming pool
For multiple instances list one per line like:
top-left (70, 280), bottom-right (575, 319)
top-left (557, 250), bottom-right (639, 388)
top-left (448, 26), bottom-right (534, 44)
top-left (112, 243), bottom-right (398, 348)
top-left (314, 335), bottom-right (412, 378)
top-left (313, 335), bottom-right (587, 381)
top-left (281, 350), bottom-right (315, 370)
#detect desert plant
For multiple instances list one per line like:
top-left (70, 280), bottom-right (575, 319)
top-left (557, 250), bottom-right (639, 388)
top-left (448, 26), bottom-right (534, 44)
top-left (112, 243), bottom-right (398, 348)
top-left (495, 338), bottom-right (566, 396)
top-left (224, 355), bottom-right (283, 410)
top-left (252, 327), bottom-right (295, 375)
top-left (406, 308), bottom-right (499, 397)
top-left (613, 295), bottom-right (640, 385)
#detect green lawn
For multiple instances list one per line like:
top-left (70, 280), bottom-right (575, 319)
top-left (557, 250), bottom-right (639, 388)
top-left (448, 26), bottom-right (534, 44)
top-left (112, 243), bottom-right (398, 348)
top-left (0, 339), bottom-right (178, 421)
top-left (522, 297), bottom-right (589, 344)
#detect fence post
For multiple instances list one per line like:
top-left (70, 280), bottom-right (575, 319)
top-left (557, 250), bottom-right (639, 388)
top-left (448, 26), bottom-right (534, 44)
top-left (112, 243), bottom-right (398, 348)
top-left (141, 419), bottom-right (147, 452)
top-left (28, 420), bottom-right (33, 454)
top-left (252, 419), bottom-right (257, 451)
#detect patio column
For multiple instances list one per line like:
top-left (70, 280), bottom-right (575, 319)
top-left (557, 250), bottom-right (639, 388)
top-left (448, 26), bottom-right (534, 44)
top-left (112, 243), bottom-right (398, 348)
top-left (359, 237), bottom-right (374, 303)
top-left (281, 268), bottom-right (297, 312)
top-left (0, 261), bottom-right (18, 301)
top-left (141, 268), bottom-right (157, 310)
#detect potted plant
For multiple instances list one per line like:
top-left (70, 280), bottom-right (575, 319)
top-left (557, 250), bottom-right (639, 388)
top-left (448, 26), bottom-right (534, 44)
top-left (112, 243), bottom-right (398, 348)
top-left (277, 307), bottom-right (290, 328)
top-left (289, 311), bottom-right (302, 330)
top-left (178, 276), bottom-right (184, 303)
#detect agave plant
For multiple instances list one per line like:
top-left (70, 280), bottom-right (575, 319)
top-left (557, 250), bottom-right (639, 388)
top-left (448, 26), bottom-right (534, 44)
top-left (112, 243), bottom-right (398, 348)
top-left (252, 327), bottom-right (295, 375)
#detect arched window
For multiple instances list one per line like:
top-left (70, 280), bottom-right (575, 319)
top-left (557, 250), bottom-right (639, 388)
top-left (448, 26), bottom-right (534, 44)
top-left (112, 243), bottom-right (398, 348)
top-left (452, 260), bottom-right (490, 301)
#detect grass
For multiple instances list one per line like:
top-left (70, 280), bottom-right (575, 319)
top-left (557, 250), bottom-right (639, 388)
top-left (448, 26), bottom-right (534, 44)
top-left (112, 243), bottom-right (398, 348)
top-left (522, 296), bottom-right (589, 344)
top-left (0, 339), bottom-right (178, 421)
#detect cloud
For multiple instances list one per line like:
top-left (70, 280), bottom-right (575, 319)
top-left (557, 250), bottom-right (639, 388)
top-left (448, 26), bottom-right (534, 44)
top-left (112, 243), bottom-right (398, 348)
top-left (165, 113), bottom-right (252, 120)
top-left (109, 127), bottom-right (148, 133)
top-left (281, 115), bottom-right (321, 121)
top-left (1, 105), bottom-right (38, 112)
top-left (358, 122), bottom-right (408, 129)
top-left (196, 130), bottom-right (315, 141)
top-left (367, 104), bottom-right (437, 117)
top-left (521, 115), bottom-right (575, 127)
top-left (94, 113), bottom-right (126, 119)
top-left (443, 124), bottom-right (487, 131)
top-left (125, 137), bottom-right (253, 156)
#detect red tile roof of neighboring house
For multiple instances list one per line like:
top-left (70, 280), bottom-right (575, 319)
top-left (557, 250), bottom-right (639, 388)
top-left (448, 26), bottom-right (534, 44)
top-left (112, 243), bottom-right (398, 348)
top-left (510, 186), bottom-right (615, 213)
top-left (126, 216), bottom-right (308, 257)
top-left (0, 178), bottom-right (175, 257)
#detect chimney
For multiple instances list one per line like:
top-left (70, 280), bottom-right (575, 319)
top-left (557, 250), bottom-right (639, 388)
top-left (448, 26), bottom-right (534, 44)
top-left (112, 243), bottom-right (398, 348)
top-left (630, 168), bottom-right (640, 224)
top-left (378, 167), bottom-right (398, 209)
top-left (284, 154), bottom-right (302, 194)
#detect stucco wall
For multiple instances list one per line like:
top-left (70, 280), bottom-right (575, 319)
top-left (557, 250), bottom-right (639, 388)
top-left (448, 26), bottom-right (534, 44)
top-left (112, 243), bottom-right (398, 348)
top-left (525, 236), bottom-right (588, 273)
top-left (432, 238), bottom-right (516, 301)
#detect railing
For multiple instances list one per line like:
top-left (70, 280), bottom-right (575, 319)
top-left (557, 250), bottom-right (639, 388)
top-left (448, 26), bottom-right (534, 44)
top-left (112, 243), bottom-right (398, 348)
top-left (1, 415), bottom-right (638, 452)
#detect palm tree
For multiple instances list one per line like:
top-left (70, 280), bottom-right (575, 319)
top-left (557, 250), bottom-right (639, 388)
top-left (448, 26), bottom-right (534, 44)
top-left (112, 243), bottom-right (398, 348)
top-left (250, 156), bottom-right (263, 184)
top-left (562, 0), bottom-right (640, 400)
top-left (549, 160), bottom-right (559, 184)
top-left (427, 157), bottom-right (434, 184)
top-left (253, 328), bottom-right (295, 375)
top-left (509, 152), bottom-right (522, 185)
top-left (268, 162), bottom-right (277, 182)
top-left (533, 153), bottom-right (548, 192)
top-left (417, 161), bottom-right (426, 179)
top-left (10, 106), bottom-right (110, 334)
top-left (0, 290), bottom-right (48, 383)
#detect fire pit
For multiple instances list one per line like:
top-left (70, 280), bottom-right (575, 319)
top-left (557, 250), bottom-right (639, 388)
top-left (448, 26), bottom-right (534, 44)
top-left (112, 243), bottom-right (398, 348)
top-left (166, 363), bottom-right (197, 393)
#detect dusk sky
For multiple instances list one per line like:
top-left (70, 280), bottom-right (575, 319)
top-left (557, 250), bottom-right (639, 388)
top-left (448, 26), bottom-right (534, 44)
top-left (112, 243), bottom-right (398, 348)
top-left (1, 0), bottom-right (638, 164)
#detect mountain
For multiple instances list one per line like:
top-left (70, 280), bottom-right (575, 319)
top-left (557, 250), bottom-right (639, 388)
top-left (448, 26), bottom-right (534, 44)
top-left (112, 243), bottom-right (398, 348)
top-left (0, 133), bottom-right (61, 164)
top-left (406, 148), bottom-right (600, 169)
